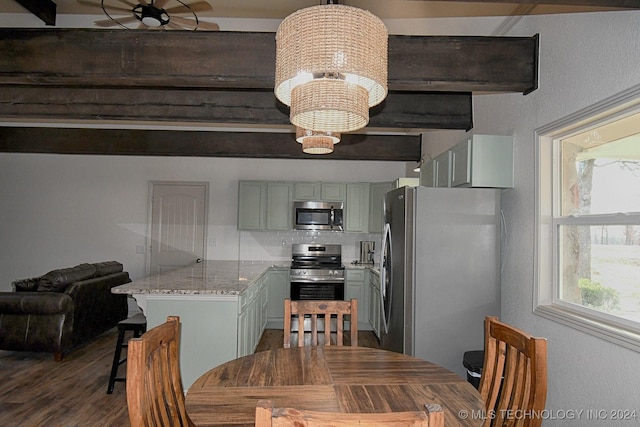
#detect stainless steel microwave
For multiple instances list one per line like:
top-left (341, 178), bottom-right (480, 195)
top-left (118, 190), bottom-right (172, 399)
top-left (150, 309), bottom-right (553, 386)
top-left (293, 201), bottom-right (344, 231)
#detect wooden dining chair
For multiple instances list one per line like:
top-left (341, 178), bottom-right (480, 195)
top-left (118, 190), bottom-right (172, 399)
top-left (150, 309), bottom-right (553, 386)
top-left (255, 400), bottom-right (444, 427)
top-left (126, 315), bottom-right (195, 427)
top-left (478, 316), bottom-right (548, 427)
top-left (283, 298), bottom-right (358, 348)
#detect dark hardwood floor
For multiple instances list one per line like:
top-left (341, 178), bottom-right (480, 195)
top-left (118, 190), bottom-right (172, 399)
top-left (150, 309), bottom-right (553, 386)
top-left (0, 328), bottom-right (380, 426)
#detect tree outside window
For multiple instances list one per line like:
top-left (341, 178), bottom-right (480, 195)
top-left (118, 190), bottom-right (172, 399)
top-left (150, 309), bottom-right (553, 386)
top-left (557, 117), bottom-right (640, 324)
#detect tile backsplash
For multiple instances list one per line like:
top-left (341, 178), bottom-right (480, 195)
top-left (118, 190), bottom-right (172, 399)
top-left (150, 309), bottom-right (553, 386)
top-left (239, 230), bottom-right (382, 265)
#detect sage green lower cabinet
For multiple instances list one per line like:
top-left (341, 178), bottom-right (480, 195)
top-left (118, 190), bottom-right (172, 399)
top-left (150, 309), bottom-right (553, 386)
top-left (139, 295), bottom-right (241, 391)
top-left (266, 267), bottom-right (290, 328)
top-left (136, 269), bottom-right (277, 390)
top-left (345, 268), bottom-right (370, 330)
top-left (368, 270), bottom-right (381, 339)
top-left (237, 273), bottom-right (268, 358)
top-left (345, 183), bottom-right (370, 232)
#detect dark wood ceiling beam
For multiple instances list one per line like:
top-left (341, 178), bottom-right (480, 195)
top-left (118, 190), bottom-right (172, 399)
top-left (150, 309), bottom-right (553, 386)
top-left (0, 127), bottom-right (422, 161)
top-left (412, 0), bottom-right (640, 7)
top-left (0, 87), bottom-right (473, 130)
top-left (13, 0), bottom-right (56, 25)
top-left (0, 29), bottom-right (538, 95)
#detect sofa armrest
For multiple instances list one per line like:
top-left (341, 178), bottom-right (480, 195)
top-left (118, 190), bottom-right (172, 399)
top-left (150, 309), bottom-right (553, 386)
top-left (0, 292), bottom-right (72, 315)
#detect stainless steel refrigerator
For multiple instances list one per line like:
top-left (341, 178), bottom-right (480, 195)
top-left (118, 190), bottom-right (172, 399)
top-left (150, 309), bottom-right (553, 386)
top-left (380, 186), bottom-right (501, 378)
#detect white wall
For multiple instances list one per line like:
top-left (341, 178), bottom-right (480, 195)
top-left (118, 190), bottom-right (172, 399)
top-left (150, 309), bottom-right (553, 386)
top-left (468, 10), bottom-right (640, 426)
top-left (0, 154), bottom-right (405, 289)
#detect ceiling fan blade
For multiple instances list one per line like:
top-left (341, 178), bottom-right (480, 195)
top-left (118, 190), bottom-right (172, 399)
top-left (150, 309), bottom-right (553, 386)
top-left (153, 0), bottom-right (172, 9)
top-left (94, 15), bottom-right (139, 27)
top-left (166, 21), bottom-right (186, 30)
top-left (168, 15), bottom-right (197, 29)
top-left (77, 0), bottom-right (132, 13)
top-left (113, 0), bottom-right (138, 7)
top-left (171, 16), bottom-right (219, 31)
top-left (93, 18), bottom-right (122, 27)
top-left (165, 1), bottom-right (212, 14)
top-left (192, 20), bottom-right (219, 31)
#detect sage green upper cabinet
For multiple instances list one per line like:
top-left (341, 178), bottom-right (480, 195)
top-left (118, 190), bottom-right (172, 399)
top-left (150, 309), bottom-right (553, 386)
top-left (450, 135), bottom-right (514, 188)
top-left (345, 183), bottom-right (370, 233)
top-left (239, 180), bottom-right (390, 232)
top-left (320, 183), bottom-right (346, 202)
top-left (237, 181), bottom-right (291, 231)
top-left (368, 182), bottom-right (393, 233)
top-left (421, 160), bottom-right (436, 187)
top-left (421, 135), bottom-right (514, 189)
top-left (293, 182), bottom-right (320, 200)
top-left (393, 178), bottom-right (420, 188)
top-left (293, 182), bottom-right (346, 202)
top-left (434, 151), bottom-right (452, 188)
top-left (238, 181), bottom-right (266, 230)
top-left (266, 182), bottom-right (293, 230)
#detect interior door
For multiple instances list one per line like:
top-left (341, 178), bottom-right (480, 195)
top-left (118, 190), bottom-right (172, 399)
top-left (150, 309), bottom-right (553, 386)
top-left (149, 182), bottom-right (207, 275)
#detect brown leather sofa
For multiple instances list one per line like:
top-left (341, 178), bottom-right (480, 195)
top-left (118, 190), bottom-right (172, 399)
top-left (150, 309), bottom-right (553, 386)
top-left (0, 261), bottom-right (131, 360)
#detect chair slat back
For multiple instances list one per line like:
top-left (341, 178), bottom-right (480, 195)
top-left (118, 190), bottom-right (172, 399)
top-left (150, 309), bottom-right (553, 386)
top-left (479, 316), bottom-right (547, 427)
top-left (255, 400), bottom-right (443, 427)
top-left (283, 299), bottom-right (358, 348)
top-left (127, 315), bottom-right (195, 427)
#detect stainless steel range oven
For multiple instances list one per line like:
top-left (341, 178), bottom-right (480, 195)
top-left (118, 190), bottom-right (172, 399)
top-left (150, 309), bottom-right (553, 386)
top-left (290, 243), bottom-right (345, 300)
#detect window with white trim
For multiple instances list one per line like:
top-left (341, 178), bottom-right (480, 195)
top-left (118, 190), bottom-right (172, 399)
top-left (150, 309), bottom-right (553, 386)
top-left (535, 85), bottom-right (640, 350)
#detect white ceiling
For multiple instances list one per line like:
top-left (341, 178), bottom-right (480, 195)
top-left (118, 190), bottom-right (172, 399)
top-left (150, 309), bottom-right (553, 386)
top-left (1, 0), bottom-right (617, 19)
top-left (0, 0), bottom-right (623, 35)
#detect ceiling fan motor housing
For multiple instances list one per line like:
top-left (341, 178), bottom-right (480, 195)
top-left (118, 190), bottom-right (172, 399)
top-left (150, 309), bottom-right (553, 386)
top-left (133, 4), bottom-right (170, 27)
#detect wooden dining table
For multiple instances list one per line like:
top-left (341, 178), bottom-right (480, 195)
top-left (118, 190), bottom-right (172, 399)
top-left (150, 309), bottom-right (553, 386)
top-left (186, 346), bottom-right (484, 426)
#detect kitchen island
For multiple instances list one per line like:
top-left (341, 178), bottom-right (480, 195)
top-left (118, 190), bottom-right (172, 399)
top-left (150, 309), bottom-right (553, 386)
top-left (112, 260), bottom-right (289, 390)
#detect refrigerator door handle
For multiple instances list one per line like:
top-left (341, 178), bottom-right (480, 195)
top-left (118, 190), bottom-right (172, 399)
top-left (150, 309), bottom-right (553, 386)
top-left (380, 222), bottom-right (390, 299)
top-left (380, 222), bottom-right (392, 334)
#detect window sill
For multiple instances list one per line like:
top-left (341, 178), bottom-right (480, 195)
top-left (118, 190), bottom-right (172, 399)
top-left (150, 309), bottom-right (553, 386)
top-left (535, 304), bottom-right (640, 353)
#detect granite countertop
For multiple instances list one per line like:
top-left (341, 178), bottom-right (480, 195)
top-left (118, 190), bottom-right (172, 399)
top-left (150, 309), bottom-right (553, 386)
top-left (112, 260), bottom-right (289, 296)
top-left (346, 262), bottom-right (381, 273)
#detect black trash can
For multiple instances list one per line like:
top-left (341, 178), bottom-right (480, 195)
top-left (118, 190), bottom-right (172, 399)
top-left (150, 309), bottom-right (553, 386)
top-left (463, 350), bottom-right (485, 389)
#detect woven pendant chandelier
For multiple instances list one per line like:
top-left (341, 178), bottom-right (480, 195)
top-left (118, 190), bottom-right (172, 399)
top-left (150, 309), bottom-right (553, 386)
top-left (296, 127), bottom-right (341, 155)
top-left (275, 3), bottom-right (388, 134)
top-left (302, 136), bottom-right (335, 154)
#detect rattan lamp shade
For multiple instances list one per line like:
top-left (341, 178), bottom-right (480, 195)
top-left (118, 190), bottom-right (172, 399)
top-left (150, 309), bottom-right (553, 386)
top-left (296, 127), bottom-right (340, 155)
top-left (296, 127), bottom-right (341, 144)
top-left (275, 4), bottom-right (388, 133)
top-left (301, 136), bottom-right (335, 154)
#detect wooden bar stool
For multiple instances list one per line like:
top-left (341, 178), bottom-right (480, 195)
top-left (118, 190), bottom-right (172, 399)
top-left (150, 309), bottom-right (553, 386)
top-left (107, 312), bottom-right (147, 394)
